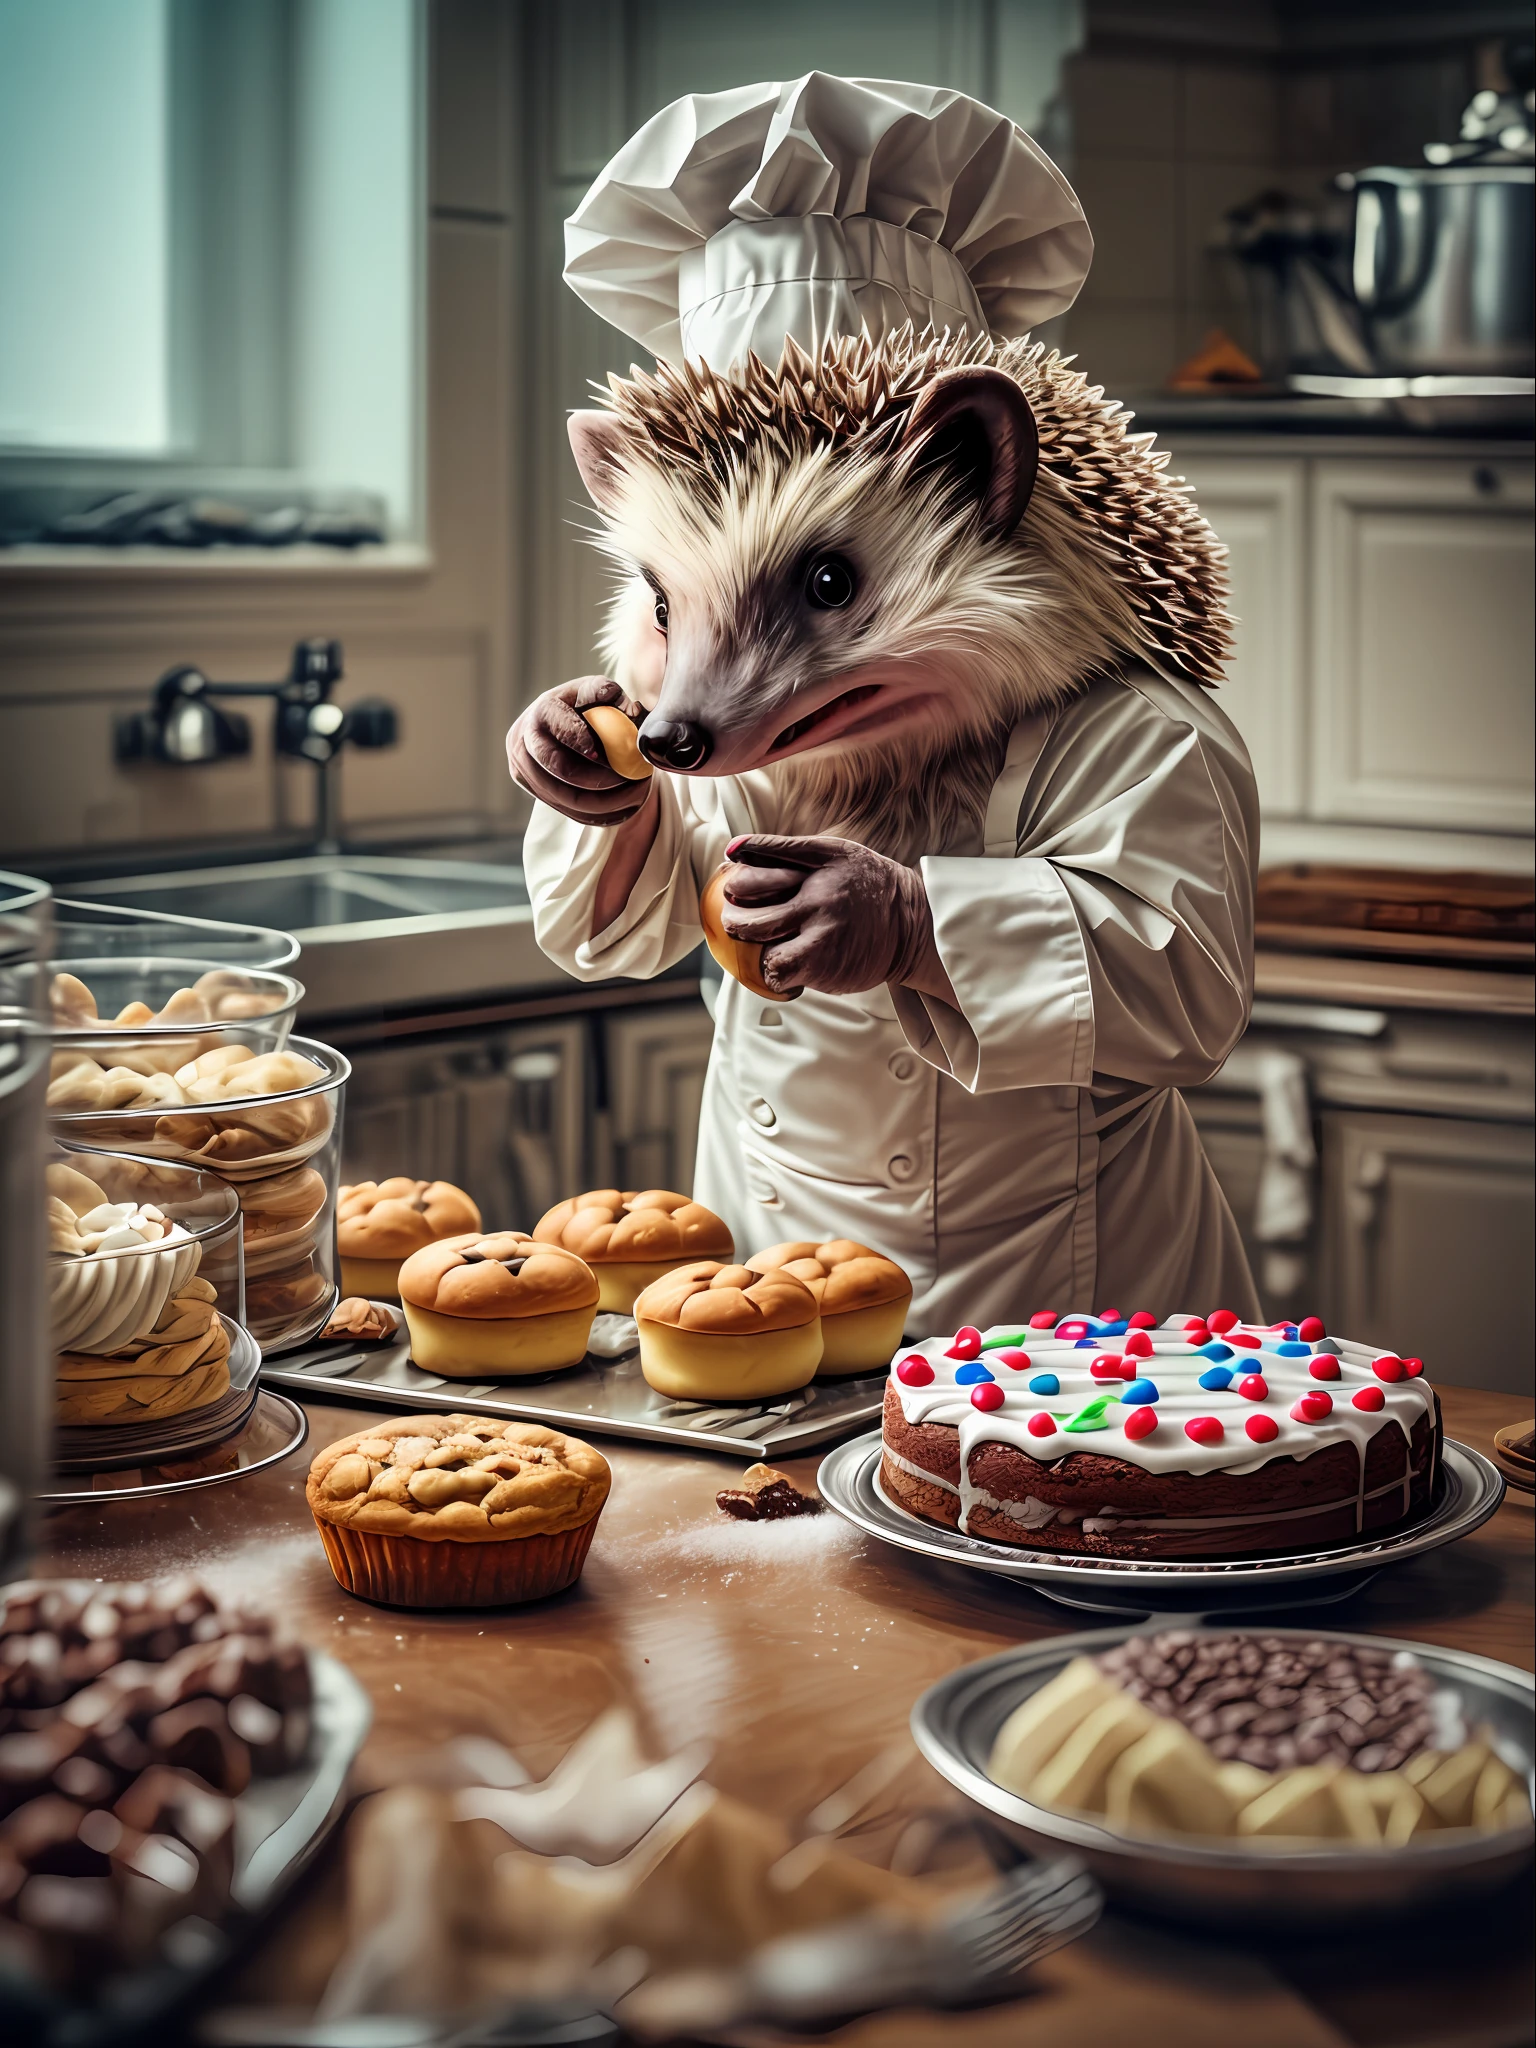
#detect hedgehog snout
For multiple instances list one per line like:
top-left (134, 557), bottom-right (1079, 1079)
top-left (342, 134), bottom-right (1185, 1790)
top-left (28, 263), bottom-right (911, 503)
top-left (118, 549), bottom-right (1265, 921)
top-left (636, 714), bottom-right (712, 772)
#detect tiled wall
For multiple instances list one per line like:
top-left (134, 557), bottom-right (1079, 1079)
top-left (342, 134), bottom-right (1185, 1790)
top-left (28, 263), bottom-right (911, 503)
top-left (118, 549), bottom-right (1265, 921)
top-left (1057, 13), bottom-right (1496, 393)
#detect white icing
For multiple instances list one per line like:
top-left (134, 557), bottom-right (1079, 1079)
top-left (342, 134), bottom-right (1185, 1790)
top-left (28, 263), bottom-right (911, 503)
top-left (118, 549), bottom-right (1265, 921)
top-left (888, 1317), bottom-right (1437, 1536)
top-left (50, 1209), bottom-right (201, 1353)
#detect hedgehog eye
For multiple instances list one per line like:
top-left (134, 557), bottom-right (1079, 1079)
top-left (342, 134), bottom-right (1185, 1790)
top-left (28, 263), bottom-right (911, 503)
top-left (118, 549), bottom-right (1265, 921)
top-left (652, 590), bottom-right (669, 634)
top-left (805, 555), bottom-right (856, 611)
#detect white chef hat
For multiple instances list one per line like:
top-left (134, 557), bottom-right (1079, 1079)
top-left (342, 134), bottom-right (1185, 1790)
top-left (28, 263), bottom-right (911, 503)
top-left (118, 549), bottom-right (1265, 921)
top-left (564, 72), bottom-right (1093, 370)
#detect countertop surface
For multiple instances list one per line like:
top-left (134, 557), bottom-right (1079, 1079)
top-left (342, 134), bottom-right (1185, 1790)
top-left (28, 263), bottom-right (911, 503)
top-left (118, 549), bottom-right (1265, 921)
top-left (30, 1384), bottom-right (1535, 2048)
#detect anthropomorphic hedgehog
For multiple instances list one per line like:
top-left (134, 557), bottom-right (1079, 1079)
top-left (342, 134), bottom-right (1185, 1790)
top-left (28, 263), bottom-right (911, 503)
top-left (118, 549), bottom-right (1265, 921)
top-left (511, 76), bottom-right (1261, 1331)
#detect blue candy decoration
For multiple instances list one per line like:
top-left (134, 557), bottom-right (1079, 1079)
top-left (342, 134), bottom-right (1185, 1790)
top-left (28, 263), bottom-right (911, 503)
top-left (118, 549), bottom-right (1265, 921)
top-left (1281, 1325), bottom-right (1299, 1340)
top-left (1027, 1373), bottom-right (1060, 1396)
top-left (954, 1362), bottom-right (995, 1385)
top-left (1274, 1341), bottom-right (1310, 1357)
top-left (1198, 1365), bottom-right (1234, 1391)
top-left (1122, 1378), bottom-right (1159, 1404)
top-left (1073, 1338), bottom-right (1099, 1349)
top-left (1097, 1319), bottom-right (1129, 1337)
top-left (1197, 1342), bottom-right (1235, 1362)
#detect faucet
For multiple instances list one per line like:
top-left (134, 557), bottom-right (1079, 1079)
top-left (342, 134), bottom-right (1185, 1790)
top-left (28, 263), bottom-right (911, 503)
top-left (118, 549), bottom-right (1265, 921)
top-left (115, 638), bottom-right (398, 854)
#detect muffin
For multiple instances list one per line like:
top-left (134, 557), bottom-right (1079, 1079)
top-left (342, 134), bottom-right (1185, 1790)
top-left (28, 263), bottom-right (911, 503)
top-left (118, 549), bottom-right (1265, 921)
top-left (307, 1413), bottom-right (610, 1608)
top-left (399, 1232), bottom-right (600, 1374)
top-left (532, 1189), bottom-right (733, 1313)
top-left (635, 1261), bottom-right (822, 1400)
top-left (336, 1177), bottom-right (482, 1298)
top-left (745, 1240), bottom-right (912, 1376)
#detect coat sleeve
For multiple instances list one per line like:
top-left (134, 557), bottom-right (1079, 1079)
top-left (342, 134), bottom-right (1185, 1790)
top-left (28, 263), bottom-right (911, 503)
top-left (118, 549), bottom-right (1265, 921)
top-left (889, 673), bottom-right (1259, 1095)
top-left (522, 778), bottom-right (719, 983)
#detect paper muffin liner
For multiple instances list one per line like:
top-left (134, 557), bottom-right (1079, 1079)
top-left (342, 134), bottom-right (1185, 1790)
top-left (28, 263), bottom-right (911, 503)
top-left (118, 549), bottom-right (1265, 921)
top-left (312, 1510), bottom-right (601, 1609)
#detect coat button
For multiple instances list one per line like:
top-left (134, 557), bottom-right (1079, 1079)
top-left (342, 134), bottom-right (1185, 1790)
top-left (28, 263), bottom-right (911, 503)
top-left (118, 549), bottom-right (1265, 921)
top-left (888, 1153), bottom-right (918, 1183)
top-left (888, 1053), bottom-right (919, 1081)
top-left (748, 1097), bottom-right (777, 1129)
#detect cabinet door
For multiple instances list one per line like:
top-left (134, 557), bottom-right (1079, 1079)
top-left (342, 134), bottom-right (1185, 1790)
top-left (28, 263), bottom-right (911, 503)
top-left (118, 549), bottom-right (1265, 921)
top-left (599, 1001), bottom-right (715, 1194)
top-left (1162, 450), bottom-right (1306, 816)
top-left (1311, 457), bottom-right (1535, 831)
top-left (340, 1019), bottom-right (587, 1229)
top-left (1185, 1092), bottom-right (1321, 1319)
top-left (1320, 1108), bottom-right (1535, 1393)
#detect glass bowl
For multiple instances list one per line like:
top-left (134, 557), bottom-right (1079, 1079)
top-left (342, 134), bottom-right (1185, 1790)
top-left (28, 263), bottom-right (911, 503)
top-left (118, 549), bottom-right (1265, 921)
top-left (55, 1037), bottom-right (349, 1355)
top-left (47, 963), bottom-right (303, 1062)
top-left (52, 897), bottom-right (299, 972)
top-left (0, 871), bottom-right (53, 1569)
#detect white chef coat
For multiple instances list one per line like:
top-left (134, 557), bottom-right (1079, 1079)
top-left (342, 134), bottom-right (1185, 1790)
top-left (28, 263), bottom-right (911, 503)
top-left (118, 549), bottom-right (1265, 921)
top-left (523, 665), bottom-right (1262, 1333)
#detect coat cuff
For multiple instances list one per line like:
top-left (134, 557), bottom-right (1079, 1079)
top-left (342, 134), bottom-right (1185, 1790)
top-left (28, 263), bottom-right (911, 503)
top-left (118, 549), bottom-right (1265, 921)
top-left (891, 856), bottom-right (1094, 1093)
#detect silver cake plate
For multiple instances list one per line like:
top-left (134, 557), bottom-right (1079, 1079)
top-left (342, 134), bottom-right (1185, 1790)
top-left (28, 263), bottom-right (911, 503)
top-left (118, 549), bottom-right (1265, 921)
top-left (261, 1307), bottom-right (888, 1460)
top-left (818, 1430), bottom-right (1506, 1616)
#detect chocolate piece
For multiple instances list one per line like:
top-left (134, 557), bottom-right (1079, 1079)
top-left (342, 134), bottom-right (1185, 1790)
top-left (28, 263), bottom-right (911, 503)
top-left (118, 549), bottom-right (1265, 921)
top-left (1095, 1631), bottom-right (1439, 1773)
top-left (716, 1462), bottom-right (822, 1521)
top-left (322, 1297), bottom-right (399, 1343)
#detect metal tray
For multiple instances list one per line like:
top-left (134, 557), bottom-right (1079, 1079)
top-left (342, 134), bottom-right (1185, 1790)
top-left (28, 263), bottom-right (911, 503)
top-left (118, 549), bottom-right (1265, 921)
top-left (1, 1650), bottom-right (370, 2044)
top-left (262, 1310), bottom-right (887, 1460)
top-left (818, 1431), bottom-right (1506, 1615)
top-left (912, 1626), bottom-right (1534, 1928)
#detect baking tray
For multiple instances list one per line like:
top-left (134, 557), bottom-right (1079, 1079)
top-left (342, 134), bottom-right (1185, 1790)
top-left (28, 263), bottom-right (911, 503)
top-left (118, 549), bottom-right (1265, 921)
top-left (911, 1626), bottom-right (1534, 1928)
top-left (0, 1649), bottom-right (370, 2045)
top-left (818, 1431), bottom-right (1505, 1616)
top-left (262, 1310), bottom-right (887, 1460)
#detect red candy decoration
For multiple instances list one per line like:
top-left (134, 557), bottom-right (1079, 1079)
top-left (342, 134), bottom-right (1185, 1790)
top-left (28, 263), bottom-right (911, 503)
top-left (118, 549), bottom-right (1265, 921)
top-left (1308, 1357), bottom-right (1340, 1380)
top-left (1185, 1416), bottom-right (1225, 1445)
top-left (1124, 1405), bottom-right (1159, 1440)
top-left (1182, 1317), bottom-right (1208, 1334)
top-left (1372, 1356), bottom-right (1406, 1382)
top-left (895, 1355), bottom-right (934, 1387)
top-left (1125, 1330), bottom-right (1155, 1358)
top-left (1352, 1386), bottom-right (1386, 1411)
top-left (1238, 1374), bottom-right (1269, 1401)
top-left (1298, 1315), bottom-right (1326, 1342)
top-left (947, 1326), bottom-right (983, 1361)
top-left (1099, 1308), bottom-right (1124, 1322)
top-left (1291, 1391), bottom-right (1334, 1423)
top-left (1026, 1411), bottom-right (1057, 1438)
top-left (1207, 1309), bottom-right (1239, 1335)
top-left (1029, 1311), bottom-right (1059, 1329)
top-left (1230, 1331), bottom-right (1262, 1349)
top-left (1402, 1357), bottom-right (1424, 1377)
top-left (971, 1382), bottom-right (1005, 1412)
top-left (1090, 1356), bottom-right (1125, 1380)
top-left (993, 1348), bottom-right (1032, 1371)
top-left (1128, 1311), bottom-right (1159, 1329)
top-left (1245, 1414), bottom-right (1280, 1443)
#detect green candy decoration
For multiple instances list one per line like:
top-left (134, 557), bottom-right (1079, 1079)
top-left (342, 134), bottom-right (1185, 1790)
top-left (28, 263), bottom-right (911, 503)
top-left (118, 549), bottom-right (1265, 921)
top-left (981, 1331), bottom-right (1029, 1350)
top-left (1063, 1394), bottom-right (1121, 1433)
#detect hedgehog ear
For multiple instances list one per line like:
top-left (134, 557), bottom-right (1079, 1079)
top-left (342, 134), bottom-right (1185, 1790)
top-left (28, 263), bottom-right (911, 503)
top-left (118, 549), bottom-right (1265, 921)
top-left (898, 368), bottom-right (1038, 540)
top-left (568, 411), bottom-right (630, 513)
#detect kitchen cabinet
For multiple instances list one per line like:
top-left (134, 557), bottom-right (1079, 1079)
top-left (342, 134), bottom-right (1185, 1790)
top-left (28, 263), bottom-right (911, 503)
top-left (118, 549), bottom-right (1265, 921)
top-left (1319, 1108), bottom-right (1534, 1394)
top-left (1310, 457), bottom-right (1535, 834)
top-left (341, 1018), bottom-right (589, 1229)
top-left (1187, 1001), bottom-right (1535, 1396)
top-left (595, 1001), bottom-right (716, 1194)
top-left (1163, 437), bottom-right (1535, 863)
top-left (1165, 452), bottom-right (1306, 816)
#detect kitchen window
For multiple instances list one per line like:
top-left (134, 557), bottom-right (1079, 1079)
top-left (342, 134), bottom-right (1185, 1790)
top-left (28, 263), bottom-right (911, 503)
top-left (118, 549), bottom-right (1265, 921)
top-left (0, 0), bottom-right (423, 545)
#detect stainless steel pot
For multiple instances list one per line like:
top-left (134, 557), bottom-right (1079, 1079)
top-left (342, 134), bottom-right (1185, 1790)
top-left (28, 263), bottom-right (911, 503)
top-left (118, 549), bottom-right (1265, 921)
top-left (1349, 164), bottom-right (1534, 376)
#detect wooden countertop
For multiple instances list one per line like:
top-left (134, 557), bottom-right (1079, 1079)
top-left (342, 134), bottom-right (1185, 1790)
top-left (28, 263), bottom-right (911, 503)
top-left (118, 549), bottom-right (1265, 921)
top-left (31, 1385), bottom-right (1536, 2048)
top-left (1256, 949), bottom-right (1535, 1017)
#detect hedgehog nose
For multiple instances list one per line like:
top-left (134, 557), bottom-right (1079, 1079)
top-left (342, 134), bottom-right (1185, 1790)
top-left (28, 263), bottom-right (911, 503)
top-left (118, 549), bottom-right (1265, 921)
top-left (637, 716), bottom-right (712, 771)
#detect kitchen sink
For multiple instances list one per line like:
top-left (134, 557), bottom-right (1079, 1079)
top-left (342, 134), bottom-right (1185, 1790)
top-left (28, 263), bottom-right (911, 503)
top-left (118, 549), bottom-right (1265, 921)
top-left (76, 855), bottom-right (571, 1019)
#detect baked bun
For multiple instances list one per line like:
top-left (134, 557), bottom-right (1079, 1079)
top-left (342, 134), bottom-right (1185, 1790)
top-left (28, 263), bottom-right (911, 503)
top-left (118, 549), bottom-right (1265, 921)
top-left (307, 1413), bottom-right (610, 1607)
top-left (336, 1177), bottom-right (482, 1298)
top-left (398, 1232), bottom-right (599, 1376)
top-left (581, 704), bottom-right (652, 781)
top-left (699, 865), bottom-right (794, 1004)
top-left (746, 1240), bottom-right (912, 1376)
top-left (532, 1188), bottom-right (733, 1312)
top-left (634, 1260), bottom-right (821, 1401)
